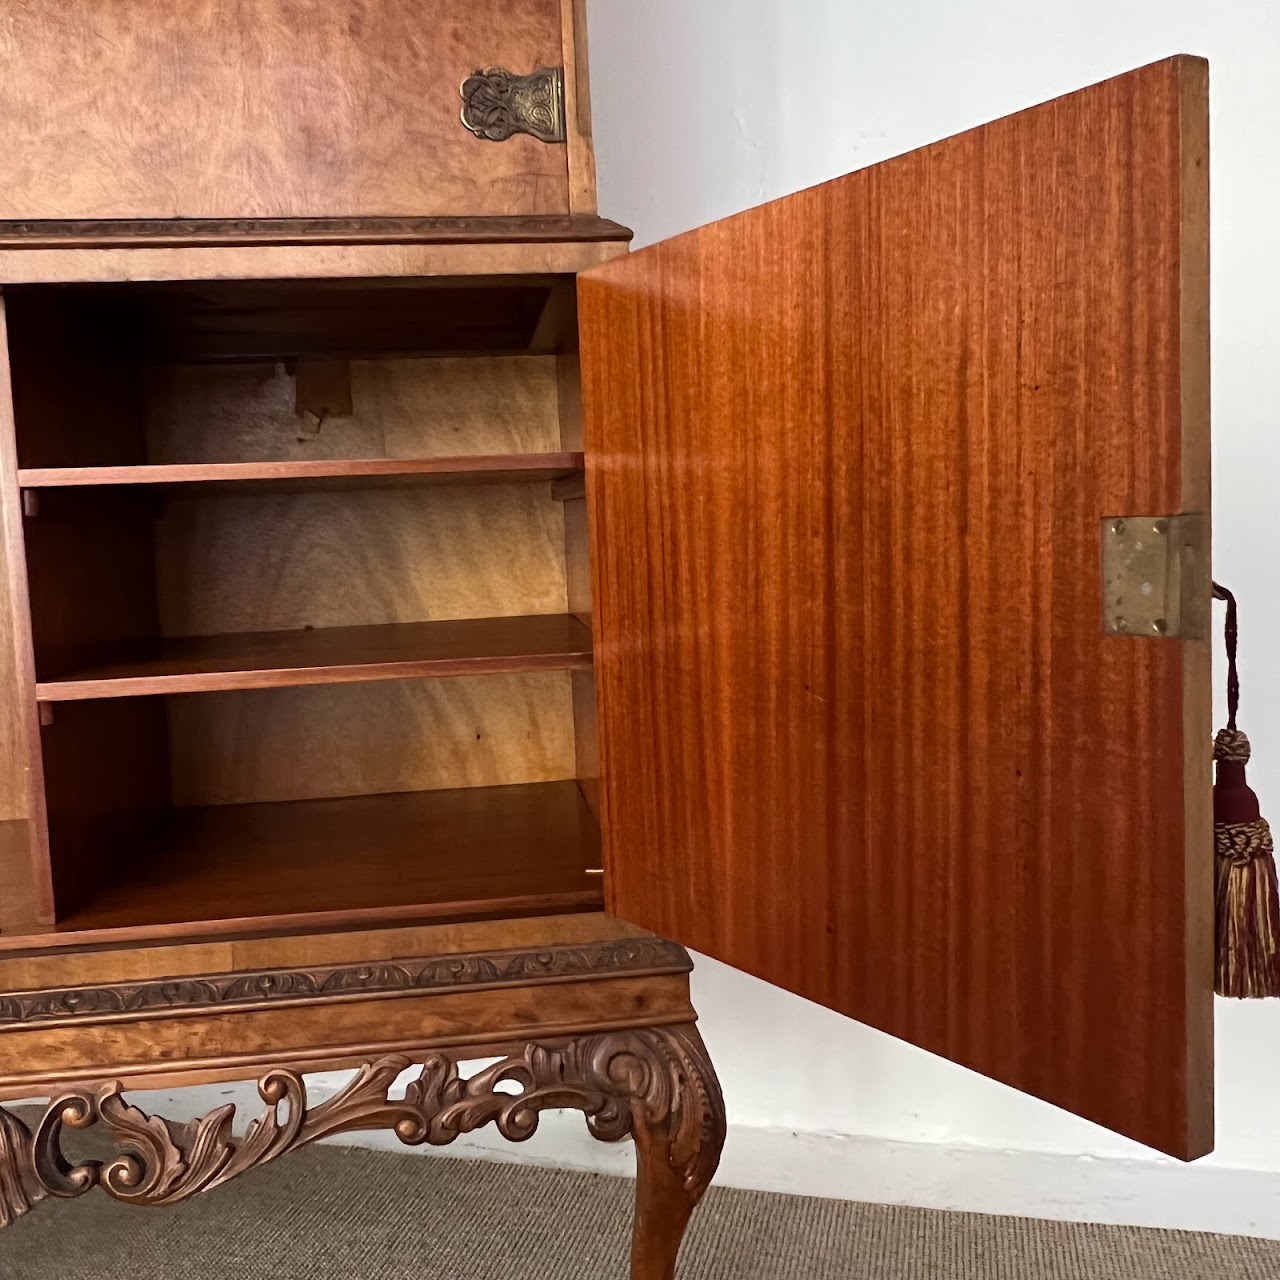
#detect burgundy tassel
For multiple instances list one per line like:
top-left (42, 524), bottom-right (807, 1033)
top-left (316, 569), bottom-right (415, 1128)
top-left (1212, 583), bottom-right (1280, 997)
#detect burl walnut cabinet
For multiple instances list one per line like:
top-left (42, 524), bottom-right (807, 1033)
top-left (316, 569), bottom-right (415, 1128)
top-left (0, 5), bottom-right (1210, 1275)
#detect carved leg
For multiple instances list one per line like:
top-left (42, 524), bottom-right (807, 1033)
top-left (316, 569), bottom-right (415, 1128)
top-left (625, 1026), bottom-right (725, 1280)
top-left (0, 1021), bottom-right (726, 1280)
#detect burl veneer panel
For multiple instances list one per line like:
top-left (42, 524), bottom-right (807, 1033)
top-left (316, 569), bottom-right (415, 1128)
top-left (0, 0), bottom-right (569, 218)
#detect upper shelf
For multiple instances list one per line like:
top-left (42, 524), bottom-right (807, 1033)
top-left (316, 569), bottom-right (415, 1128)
top-left (17, 453), bottom-right (584, 495)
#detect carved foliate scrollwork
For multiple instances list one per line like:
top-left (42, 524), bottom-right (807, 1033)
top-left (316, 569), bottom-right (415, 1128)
top-left (0, 1026), bottom-right (724, 1226)
top-left (459, 67), bottom-right (566, 143)
top-left (0, 1108), bottom-right (42, 1226)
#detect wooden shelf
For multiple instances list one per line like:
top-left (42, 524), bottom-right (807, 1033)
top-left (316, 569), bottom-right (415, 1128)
top-left (36, 614), bottom-right (594, 701)
top-left (32, 781), bottom-right (603, 948)
top-left (17, 453), bottom-right (584, 494)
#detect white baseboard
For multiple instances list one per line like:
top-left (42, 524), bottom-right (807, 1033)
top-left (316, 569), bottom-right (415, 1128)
top-left (316, 1103), bottom-right (1280, 1242)
top-left (84, 1074), bottom-right (1280, 1242)
top-left (710, 1128), bottom-right (1280, 1241)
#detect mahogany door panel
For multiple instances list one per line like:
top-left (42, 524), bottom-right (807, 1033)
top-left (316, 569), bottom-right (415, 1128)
top-left (580, 57), bottom-right (1211, 1159)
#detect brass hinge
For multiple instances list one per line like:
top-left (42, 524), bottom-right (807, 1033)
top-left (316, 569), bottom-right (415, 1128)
top-left (460, 66), bottom-right (566, 144)
top-left (1101, 514), bottom-right (1209, 639)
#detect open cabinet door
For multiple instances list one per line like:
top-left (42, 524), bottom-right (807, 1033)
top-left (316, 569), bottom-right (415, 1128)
top-left (579, 56), bottom-right (1211, 1160)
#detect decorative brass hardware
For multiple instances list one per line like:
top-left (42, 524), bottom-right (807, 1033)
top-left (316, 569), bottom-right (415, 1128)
top-left (460, 67), bottom-right (566, 144)
top-left (1101, 514), bottom-right (1208, 639)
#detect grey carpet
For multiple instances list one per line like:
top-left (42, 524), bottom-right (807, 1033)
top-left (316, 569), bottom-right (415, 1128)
top-left (2, 1145), bottom-right (1279, 1279)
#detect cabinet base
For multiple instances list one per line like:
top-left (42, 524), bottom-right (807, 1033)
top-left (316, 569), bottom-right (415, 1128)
top-left (0, 1022), bottom-right (725, 1280)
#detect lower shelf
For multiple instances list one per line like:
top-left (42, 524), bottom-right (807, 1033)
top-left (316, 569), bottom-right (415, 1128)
top-left (35, 781), bottom-right (604, 948)
top-left (36, 614), bottom-right (595, 700)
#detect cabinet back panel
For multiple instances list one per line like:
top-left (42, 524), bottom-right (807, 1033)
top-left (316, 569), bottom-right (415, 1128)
top-left (144, 356), bottom-right (562, 464)
top-left (154, 485), bottom-right (568, 637)
top-left (167, 672), bottom-right (577, 806)
top-left (0, 0), bottom-right (569, 219)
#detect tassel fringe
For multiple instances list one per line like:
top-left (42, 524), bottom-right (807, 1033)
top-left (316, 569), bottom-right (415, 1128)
top-left (1215, 814), bottom-right (1280, 997)
top-left (1213, 725), bottom-right (1280, 998)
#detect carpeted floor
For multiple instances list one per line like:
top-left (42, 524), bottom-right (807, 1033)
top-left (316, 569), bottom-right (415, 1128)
top-left (3, 1146), bottom-right (1279, 1279)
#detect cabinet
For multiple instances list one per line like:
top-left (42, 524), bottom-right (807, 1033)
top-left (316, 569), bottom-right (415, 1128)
top-left (0, 11), bottom-right (1210, 1277)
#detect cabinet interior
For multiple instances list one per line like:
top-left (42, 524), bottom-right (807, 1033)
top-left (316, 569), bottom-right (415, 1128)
top-left (5, 277), bottom-right (602, 943)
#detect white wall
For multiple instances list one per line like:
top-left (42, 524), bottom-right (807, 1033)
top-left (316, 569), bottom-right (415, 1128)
top-left (576, 0), bottom-right (1280, 1232)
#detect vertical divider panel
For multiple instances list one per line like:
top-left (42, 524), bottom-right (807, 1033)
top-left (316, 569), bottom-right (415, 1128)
top-left (0, 293), bottom-right (53, 927)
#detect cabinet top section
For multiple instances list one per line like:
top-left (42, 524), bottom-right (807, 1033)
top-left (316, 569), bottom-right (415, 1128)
top-left (0, 0), bottom-right (598, 223)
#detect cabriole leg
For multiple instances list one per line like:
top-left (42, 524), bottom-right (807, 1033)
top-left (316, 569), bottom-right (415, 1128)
top-left (622, 1026), bottom-right (725, 1280)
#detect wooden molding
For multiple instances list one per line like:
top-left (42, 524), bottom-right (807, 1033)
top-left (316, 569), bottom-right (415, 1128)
top-left (0, 937), bottom-right (692, 1030)
top-left (0, 1024), bottom-right (725, 1255)
top-left (0, 215), bottom-right (632, 251)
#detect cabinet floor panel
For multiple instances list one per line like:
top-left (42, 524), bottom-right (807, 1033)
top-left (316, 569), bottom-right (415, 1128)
top-left (17, 454), bottom-right (584, 494)
top-left (33, 782), bottom-right (603, 948)
top-left (37, 615), bottom-right (594, 700)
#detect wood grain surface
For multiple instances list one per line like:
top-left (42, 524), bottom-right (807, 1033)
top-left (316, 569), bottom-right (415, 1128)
top-left (581, 57), bottom-right (1212, 1159)
top-left (144, 355), bottom-right (565, 464)
top-left (0, 912), bottom-right (648, 982)
top-left (167, 671), bottom-right (578, 807)
top-left (0, 0), bottom-right (570, 219)
top-left (36, 614), bottom-right (593, 700)
top-left (51, 780), bottom-right (601, 935)
top-left (0, 238), bottom-right (629, 287)
top-left (0, 972), bottom-right (693, 1094)
top-left (152, 483), bottom-right (569, 636)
